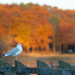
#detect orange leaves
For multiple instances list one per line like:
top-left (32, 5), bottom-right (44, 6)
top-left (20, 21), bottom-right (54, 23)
top-left (14, 25), bottom-right (31, 47)
top-left (0, 26), bottom-right (6, 37)
top-left (0, 3), bottom-right (75, 52)
top-left (37, 24), bottom-right (53, 47)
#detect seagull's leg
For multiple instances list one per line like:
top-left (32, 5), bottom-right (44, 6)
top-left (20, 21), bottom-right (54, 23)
top-left (15, 56), bottom-right (17, 60)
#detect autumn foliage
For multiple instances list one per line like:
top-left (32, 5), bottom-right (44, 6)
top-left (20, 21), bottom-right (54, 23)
top-left (0, 3), bottom-right (75, 53)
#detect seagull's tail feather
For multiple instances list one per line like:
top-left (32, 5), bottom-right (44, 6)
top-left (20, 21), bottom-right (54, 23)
top-left (2, 54), bottom-right (8, 57)
top-left (2, 54), bottom-right (5, 57)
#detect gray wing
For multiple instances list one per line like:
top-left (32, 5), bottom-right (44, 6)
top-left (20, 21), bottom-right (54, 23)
top-left (5, 47), bottom-right (19, 56)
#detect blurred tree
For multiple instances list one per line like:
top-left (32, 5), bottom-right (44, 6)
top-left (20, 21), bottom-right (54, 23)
top-left (12, 3), bottom-right (18, 7)
top-left (0, 3), bottom-right (75, 53)
top-left (48, 15), bottom-right (60, 52)
top-left (20, 3), bottom-right (28, 8)
top-left (27, 2), bottom-right (33, 7)
top-left (35, 3), bottom-right (40, 6)
top-left (0, 37), bottom-right (4, 56)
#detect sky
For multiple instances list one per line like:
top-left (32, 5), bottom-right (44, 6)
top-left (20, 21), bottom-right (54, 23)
top-left (0, 0), bottom-right (75, 10)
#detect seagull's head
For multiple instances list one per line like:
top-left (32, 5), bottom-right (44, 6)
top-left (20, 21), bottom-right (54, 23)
top-left (17, 43), bottom-right (22, 47)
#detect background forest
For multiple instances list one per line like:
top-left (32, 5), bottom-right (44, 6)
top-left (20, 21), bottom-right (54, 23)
top-left (0, 3), bottom-right (75, 55)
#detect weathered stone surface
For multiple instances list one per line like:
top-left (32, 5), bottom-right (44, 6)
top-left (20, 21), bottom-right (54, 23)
top-left (58, 60), bottom-right (75, 69)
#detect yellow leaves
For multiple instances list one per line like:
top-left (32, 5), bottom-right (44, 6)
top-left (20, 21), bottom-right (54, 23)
top-left (38, 24), bottom-right (53, 37)
top-left (14, 37), bottom-right (24, 44)
top-left (0, 26), bottom-right (6, 37)
top-left (0, 3), bottom-right (75, 52)
top-left (14, 25), bottom-right (31, 46)
top-left (37, 24), bottom-right (53, 47)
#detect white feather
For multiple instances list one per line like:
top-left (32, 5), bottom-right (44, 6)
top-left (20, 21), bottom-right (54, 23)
top-left (3, 43), bottom-right (23, 57)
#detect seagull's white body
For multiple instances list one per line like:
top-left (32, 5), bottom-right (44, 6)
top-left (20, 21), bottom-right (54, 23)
top-left (3, 43), bottom-right (22, 59)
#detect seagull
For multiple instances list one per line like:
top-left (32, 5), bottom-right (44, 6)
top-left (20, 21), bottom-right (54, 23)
top-left (3, 43), bottom-right (23, 60)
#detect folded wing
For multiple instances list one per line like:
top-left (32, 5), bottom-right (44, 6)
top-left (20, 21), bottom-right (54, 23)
top-left (4, 47), bottom-right (19, 56)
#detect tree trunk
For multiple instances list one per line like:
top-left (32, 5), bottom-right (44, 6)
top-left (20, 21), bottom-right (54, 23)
top-left (59, 42), bottom-right (61, 53)
top-left (47, 44), bottom-right (49, 51)
top-left (73, 43), bottom-right (75, 52)
top-left (55, 33), bottom-right (59, 52)
top-left (53, 35), bottom-right (56, 52)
